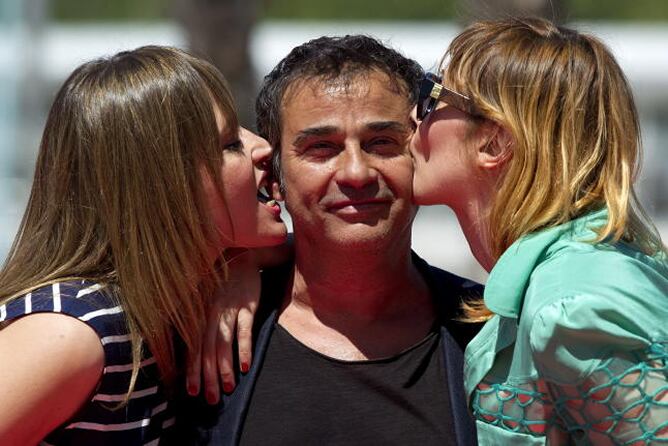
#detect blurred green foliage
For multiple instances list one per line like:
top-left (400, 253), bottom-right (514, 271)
top-left (51, 0), bottom-right (668, 22)
top-left (263, 0), bottom-right (457, 20)
top-left (567, 0), bottom-right (668, 21)
top-left (51, 0), bottom-right (170, 21)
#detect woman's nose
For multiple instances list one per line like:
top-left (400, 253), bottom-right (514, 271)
top-left (240, 127), bottom-right (273, 167)
top-left (251, 145), bottom-right (272, 166)
top-left (409, 105), bottom-right (418, 126)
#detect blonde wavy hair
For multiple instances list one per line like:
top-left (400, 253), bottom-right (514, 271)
top-left (441, 18), bottom-right (666, 320)
top-left (0, 46), bottom-right (237, 398)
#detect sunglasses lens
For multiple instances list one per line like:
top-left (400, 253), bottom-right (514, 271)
top-left (418, 73), bottom-right (441, 120)
top-left (418, 97), bottom-right (431, 120)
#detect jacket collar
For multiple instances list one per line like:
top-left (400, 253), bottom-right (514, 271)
top-left (484, 208), bottom-right (609, 319)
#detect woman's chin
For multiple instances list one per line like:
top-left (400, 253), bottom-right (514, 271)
top-left (242, 228), bottom-right (289, 249)
top-left (264, 222), bottom-right (289, 245)
top-left (260, 230), bottom-right (289, 247)
top-left (411, 189), bottom-right (442, 206)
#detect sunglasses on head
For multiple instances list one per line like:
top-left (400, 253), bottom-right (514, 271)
top-left (417, 72), bottom-right (478, 120)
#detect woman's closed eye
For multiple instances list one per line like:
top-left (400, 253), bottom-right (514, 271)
top-left (223, 139), bottom-right (244, 152)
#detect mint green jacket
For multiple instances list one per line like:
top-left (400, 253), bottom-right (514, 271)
top-left (464, 210), bottom-right (668, 445)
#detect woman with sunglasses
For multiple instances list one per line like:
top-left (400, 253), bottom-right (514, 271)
top-left (0, 46), bottom-right (287, 444)
top-left (411, 18), bottom-right (668, 444)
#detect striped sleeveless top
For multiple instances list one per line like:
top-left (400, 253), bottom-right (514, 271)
top-left (0, 281), bottom-right (175, 445)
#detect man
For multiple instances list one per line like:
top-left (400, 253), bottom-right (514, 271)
top-left (183, 35), bottom-right (481, 445)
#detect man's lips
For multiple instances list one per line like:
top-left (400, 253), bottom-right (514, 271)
top-left (325, 198), bottom-right (391, 211)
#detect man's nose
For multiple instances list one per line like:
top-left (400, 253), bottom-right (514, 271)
top-left (335, 146), bottom-right (377, 188)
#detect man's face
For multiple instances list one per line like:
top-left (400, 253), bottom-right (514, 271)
top-left (278, 71), bottom-right (416, 251)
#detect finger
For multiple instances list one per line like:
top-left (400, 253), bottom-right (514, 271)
top-left (217, 312), bottom-right (236, 394)
top-left (236, 307), bottom-right (255, 373)
top-left (202, 310), bottom-right (226, 405)
top-left (185, 343), bottom-right (202, 397)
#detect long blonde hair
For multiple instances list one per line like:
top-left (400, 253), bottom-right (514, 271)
top-left (442, 18), bottom-right (666, 320)
top-left (444, 18), bottom-right (665, 259)
top-left (0, 46), bottom-right (237, 394)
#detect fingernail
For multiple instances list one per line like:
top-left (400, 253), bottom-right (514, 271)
top-left (187, 383), bottom-right (198, 396)
top-left (223, 382), bottom-right (234, 394)
top-left (241, 362), bottom-right (249, 373)
top-left (206, 391), bottom-right (219, 405)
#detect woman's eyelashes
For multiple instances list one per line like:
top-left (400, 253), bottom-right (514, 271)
top-left (223, 139), bottom-right (244, 152)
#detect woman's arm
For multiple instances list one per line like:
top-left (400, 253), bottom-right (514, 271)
top-left (0, 313), bottom-right (104, 444)
top-left (530, 295), bottom-right (668, 443)
top-left (544, 349), bottom-right (668, 442)
top-left (186, 239), bottom-right (293, 403)
top-left (186, 249), bottom-right (261, 404)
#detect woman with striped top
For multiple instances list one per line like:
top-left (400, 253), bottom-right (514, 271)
top-left (0, 46), bottom-right (287, 445)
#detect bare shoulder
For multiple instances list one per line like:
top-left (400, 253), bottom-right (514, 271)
top-left (1, 312), bottom-right (105, 367)
top-left (0, 312), bottom-right (104, 444)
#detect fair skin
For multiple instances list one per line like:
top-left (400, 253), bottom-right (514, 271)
top-left (189, 242), bottom-right (292, 403)
top-left (0, 114), bottom-right (284, 442)
top-left (410, 97), bottom-right (512, 272)
top-left (0, 313), bottom-right (105, 445)
top-left (187, 122), bottom-right (288, 404)
top-left (205, 125), bottom-right (287, 251)
top-left (188, 250), bottom-right (261, 404)
top-left (274, 71), bottom-right (435, 360)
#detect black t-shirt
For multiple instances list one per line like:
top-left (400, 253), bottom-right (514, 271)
top-left (239, 323), bottom-right (456, 445)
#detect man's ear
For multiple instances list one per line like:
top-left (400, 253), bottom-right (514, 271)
top-left (477, 122), bottom-right (513, 170)
top-left (271, 180), bottom-right (285, 201)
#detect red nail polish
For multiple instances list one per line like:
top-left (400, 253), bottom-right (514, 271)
top-left (206, 391), bottom-right (218, 405)
top-left (223, 382), bottom-right (234, 393)
top-left (187, 384), bottom-right (198, 396)
top-left (241, 362), bottom-right (249, 373)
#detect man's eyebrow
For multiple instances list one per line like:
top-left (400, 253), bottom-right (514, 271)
top-left (292, 125), bottom-right (339, 146)
top-left (365, 121), bottom-right (410, 133)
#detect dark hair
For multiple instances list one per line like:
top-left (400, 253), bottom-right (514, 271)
top-left (255, 34), bottom-right (424, 178)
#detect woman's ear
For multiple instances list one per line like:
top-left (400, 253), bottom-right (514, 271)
top-left (477, 122), bottom-right (513, 170)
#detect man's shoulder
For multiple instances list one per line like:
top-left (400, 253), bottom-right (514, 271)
top-left (254, 261), bottom-right (293, 332)
top-left (260, 260), bottom-right (292, 286)
top-left (259, 261), bottom-right (292, 305)
top-left (411, 251), bottom-right (483, 299)
top-left (411, 252), bottom-right (485, 350)
top-left (423, 261), bottom-right (483, 294)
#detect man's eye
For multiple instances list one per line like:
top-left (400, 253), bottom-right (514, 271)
top-left (223, 140), bottom-right (243, 152)
top-left (365, 137), bottom-right (401, 155)
top-left (303, 143), bottom-right (339, 158)
top-left (369, 137), bottom-right (394, 146)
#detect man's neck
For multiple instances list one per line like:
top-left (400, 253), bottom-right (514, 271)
top-left (277, 236), bottom-right (436, 360)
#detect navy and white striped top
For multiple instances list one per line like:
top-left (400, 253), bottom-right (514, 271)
top-left (0, 280), bottom-right (175, 445)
